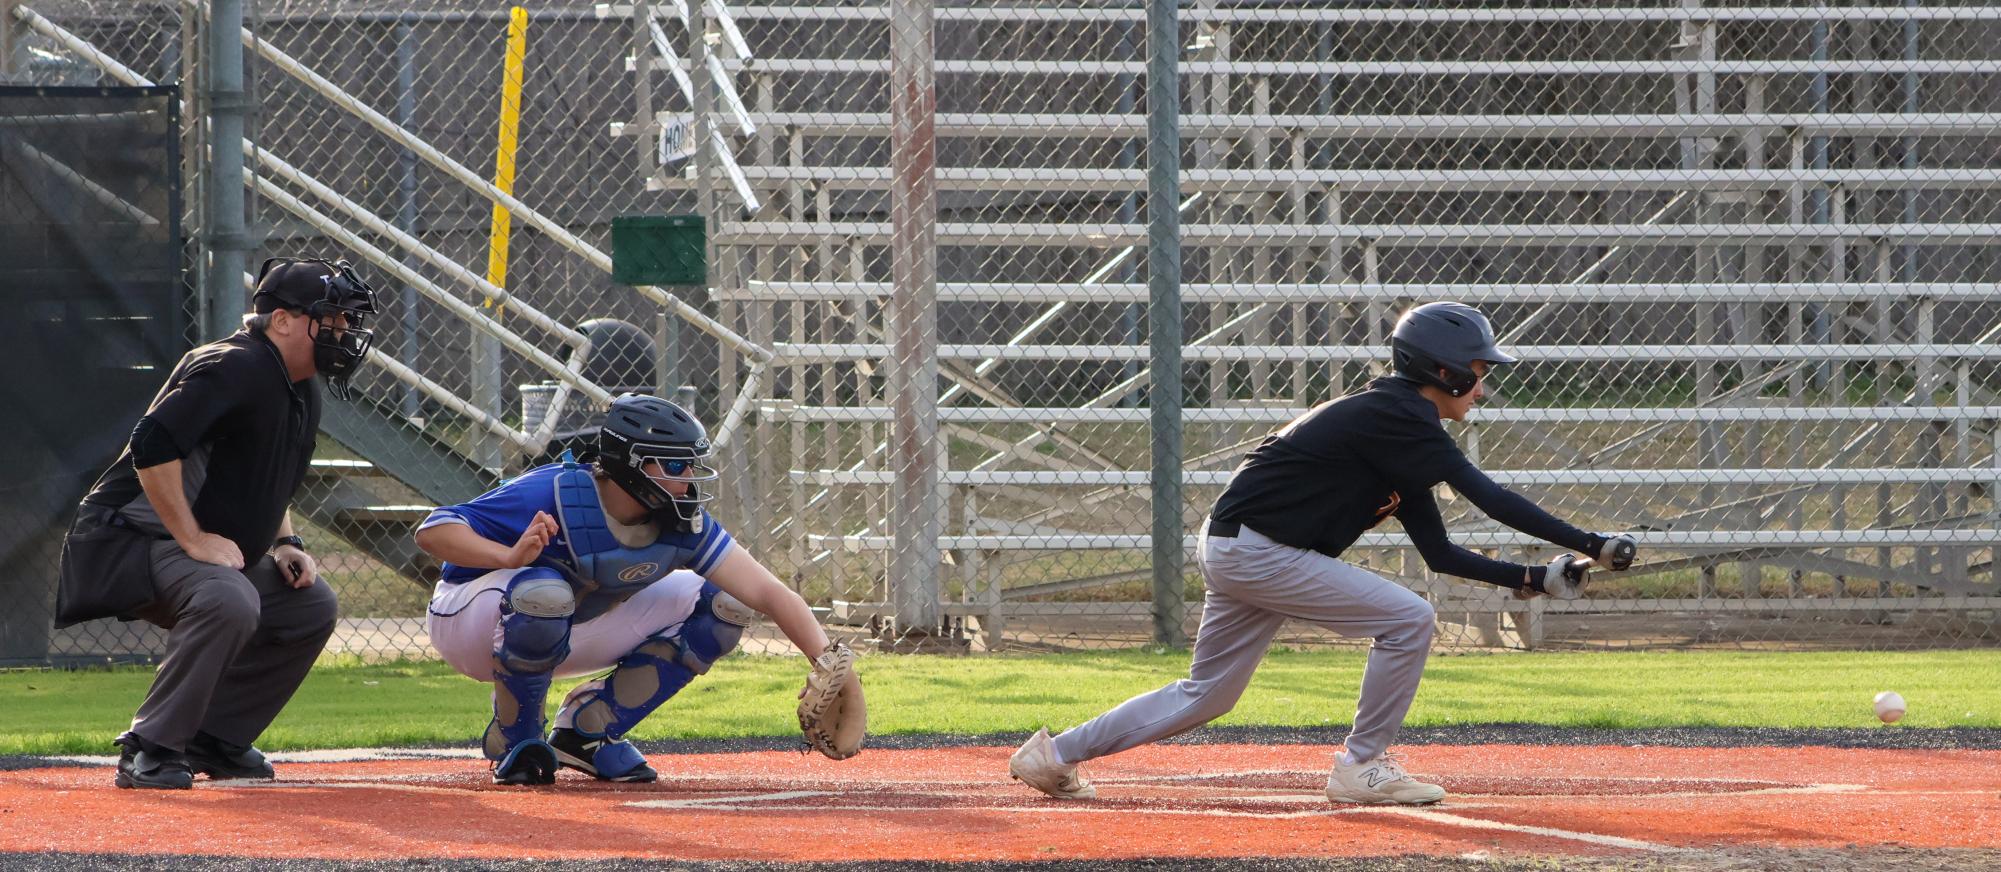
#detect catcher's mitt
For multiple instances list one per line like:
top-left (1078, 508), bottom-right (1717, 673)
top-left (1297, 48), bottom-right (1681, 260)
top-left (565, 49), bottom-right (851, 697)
top-left (797, 642), bottom-right (866, 760)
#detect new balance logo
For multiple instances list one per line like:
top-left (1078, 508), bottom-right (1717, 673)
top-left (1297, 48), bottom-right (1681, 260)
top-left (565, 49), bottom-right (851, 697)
top-left (1364, 768), bottom-right (1392, 788)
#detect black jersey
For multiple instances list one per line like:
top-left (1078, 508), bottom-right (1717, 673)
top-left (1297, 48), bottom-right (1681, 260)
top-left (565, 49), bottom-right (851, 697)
top-left (82, 329), bottom-right (321, 560)
top-left (1210, 376), bottom-right (1599, 587)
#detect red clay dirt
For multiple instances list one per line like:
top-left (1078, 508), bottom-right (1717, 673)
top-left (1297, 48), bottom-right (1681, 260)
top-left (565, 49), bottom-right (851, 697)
top-left (3, 743), bottom-right (1997, 863)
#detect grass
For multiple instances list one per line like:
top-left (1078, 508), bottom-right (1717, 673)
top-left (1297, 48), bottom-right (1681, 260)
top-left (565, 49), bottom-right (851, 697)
top-left (2, 648), bottom-right (1996, 756)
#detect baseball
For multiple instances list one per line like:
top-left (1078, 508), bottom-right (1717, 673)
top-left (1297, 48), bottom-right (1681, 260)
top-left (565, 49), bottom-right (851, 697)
top-left (1873, 691), bottom-right (1906, 724)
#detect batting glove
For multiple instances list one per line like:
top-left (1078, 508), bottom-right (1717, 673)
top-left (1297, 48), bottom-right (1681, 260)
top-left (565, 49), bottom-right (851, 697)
top-left (1594, 533), bottom-right (1638, 571)
top-left (1537, 553), bottom-right (1591, 600)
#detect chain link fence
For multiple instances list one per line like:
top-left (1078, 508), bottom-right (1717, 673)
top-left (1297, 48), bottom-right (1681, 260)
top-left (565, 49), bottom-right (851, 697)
top-left (6, 1), bottom-right (1999, 664)
top-left (738, 3), bottom-right (2001, 653)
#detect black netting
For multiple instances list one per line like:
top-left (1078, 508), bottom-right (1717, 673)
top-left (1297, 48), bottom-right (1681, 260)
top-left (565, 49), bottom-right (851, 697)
top-left (0, 86), bottom-right (185, 665)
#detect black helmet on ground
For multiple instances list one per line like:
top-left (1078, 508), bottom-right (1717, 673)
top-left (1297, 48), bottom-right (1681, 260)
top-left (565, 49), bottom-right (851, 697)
top-left (253, 257), bottom-right (378, 393)
top-left (1390, 301), bottom-right (1517, 397)
top-left (596, 393), bottom-right (719, 526)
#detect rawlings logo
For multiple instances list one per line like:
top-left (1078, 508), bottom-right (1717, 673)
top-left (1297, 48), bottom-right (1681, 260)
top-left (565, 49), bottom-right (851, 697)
top-left (617, 562), bottom-right (662, 583)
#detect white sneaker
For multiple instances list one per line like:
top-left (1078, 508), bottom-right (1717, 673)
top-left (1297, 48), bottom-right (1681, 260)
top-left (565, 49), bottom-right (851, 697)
top-left (1326, 750), bottom-right (1446, 805)
top-left (1008, 728), bottom-right (1095, 800)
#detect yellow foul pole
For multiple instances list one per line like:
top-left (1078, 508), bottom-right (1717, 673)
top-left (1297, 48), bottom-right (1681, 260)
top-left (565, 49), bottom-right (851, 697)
top-left (485, 6), bottom-right (530, 310)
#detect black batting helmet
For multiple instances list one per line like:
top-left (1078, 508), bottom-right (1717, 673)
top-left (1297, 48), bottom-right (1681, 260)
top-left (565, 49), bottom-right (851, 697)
top-left (596, 393), bottom-right (719, 526)
top-left (1390, 301), bottom-right (1517, 397)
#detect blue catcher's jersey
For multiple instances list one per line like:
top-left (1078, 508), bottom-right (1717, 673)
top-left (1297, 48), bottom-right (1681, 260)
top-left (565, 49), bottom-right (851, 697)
top-left (420, 462), bottom-right (735, 621)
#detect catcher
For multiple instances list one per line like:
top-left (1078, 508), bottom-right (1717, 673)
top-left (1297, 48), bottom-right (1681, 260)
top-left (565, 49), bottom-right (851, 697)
top-left (416, 393), bottom-right (864, 784)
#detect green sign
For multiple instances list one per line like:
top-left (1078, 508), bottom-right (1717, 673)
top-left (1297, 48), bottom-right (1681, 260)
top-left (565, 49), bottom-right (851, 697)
top-left (611, 214), bottom-right (705, 286)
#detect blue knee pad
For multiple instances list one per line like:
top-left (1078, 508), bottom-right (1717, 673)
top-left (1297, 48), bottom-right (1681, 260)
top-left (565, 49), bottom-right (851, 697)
top-left (676, 583), bottom-right (750, 670)
top-left (564, 583), bottom-right (749, 741)
top-left (486, 569), bottom-right (575, 759)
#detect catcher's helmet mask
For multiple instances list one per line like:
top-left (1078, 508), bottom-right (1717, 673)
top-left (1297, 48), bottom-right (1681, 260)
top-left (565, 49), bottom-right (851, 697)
top-left (253, 257), bottom-right (379, 394)
top-left (597, 393), bottom-right (720, 527)
top-left (1389, 301), bottom-right (1517, 398)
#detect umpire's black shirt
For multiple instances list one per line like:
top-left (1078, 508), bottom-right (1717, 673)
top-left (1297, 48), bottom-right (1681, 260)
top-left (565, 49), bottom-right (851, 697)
top-left (1211, 376), bottom-right (1598, 587)
top-left (82, 329), bottom-right (320, 560)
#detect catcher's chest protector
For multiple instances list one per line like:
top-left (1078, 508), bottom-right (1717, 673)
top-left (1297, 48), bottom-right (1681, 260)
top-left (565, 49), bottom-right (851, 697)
top-left (547, 465), bottom-right (720, 621)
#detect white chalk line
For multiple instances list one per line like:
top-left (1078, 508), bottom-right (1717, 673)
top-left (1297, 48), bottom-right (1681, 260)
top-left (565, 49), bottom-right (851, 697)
top-left (42, 747), bottom-right (484, 767)
top-left (623, 795), bottom-right (1370, 820)
top-left (1111, 768), bottom-right (1798, 783)
top-left (225, 780), bottom-right (475, 796)
top-left (617, 790), bottom-right (1693, 850)
top-left (627, 790), bottom-right (837, 808)
top-left (1371, 806), bottom-right (1691, 853)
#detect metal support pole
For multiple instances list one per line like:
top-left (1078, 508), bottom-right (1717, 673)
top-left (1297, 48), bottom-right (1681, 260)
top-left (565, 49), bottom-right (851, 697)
top-left (1900, 0), bottom-right (1921, 285)
top-left (1118, 20), bottom-right (1142, 406)
top-left (204, 0), bottom-right (250, 340)
top-left (473, 7), bottom-right (530, 473)
top-left (690, 0), bottom-right (752, 538)
top-left (887, 0), bottom-right (941, 642)
top-left (1148, 0), bottom-right (1187, 647)
top-left (691, 0), bottom-right (714, 304)
top-left (1805, 16), bottom-right (1834, 388)
top-left (395, 19), bottom-right (423, 418)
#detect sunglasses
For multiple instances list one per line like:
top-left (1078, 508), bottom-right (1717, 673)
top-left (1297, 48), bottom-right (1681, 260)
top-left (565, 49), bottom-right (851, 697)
top-left (651, 459), bottom-right (694, 476)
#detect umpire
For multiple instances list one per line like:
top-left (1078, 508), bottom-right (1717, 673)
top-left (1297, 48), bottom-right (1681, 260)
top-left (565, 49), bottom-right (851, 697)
top-left (59, 257), bottom-right (376, 789)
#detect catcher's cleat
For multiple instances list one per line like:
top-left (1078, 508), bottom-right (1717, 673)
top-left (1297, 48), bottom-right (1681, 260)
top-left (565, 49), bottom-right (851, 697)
top-left (1008, 727), bottom-right (1095, 800)
top-left (113, 732), bottom-right (193, 790)
top-left (184, 731), bottom-right (275, 780)
top-left (491, 738), bottom-right (559, 786)
top-left (1326, 750), bottom-right (1445, 805)
top-left (549, 728), bottom-right (658, 783)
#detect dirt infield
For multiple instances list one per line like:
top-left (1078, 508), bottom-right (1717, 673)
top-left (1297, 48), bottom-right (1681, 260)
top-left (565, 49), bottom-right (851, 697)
top-left (4, 733), bottom-right (2000, 870)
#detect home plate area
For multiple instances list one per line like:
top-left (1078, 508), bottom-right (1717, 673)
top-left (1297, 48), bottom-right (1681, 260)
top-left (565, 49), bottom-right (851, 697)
top-left (4, 742), bottom-right (1999, 865)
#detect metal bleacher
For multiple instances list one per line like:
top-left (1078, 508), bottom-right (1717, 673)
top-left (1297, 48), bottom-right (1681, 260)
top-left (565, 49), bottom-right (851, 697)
top-left (672, 3), bottom-right (2001, 647)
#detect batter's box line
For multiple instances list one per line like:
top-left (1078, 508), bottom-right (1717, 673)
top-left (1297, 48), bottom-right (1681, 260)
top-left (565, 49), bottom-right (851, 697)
top-left (40, 747), bottom-right (488, 767)
top-left (623, 794), bottom-right (1373, 820)
top-left (1381, 807), bottom-right (1690, 854)
top-left (213, 776), bottom-right (1969, 813)
top-left (1096, 770), bottom-right (1875, 800)
top-left (1103, 769), bottom-right (1824, 786)
top-left (620, 793), bottom-right (1694, 850)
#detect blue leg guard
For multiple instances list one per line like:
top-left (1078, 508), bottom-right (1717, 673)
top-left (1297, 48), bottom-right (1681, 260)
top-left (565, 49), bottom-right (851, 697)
top-left (483, 570), bottom-right (574, 768)
top-left (553, 584), bottom-right (747, 780)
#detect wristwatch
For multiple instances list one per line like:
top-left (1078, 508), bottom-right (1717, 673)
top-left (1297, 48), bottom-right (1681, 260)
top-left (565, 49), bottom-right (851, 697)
top-left (273, 534), bottom-right (307, 552)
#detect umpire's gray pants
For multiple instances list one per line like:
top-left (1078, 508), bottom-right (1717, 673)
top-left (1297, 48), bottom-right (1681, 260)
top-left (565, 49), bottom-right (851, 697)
top-left (127, 541), bottom-right (338, 752)
top-left (1052, 522), bottom-right (1435, 766)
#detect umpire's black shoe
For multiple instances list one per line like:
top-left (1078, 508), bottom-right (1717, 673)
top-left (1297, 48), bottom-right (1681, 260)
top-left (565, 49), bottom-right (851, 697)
top-left (185, 731), bottom-right (276, 780)
top-left (113, 732), bottom-right (194, 790)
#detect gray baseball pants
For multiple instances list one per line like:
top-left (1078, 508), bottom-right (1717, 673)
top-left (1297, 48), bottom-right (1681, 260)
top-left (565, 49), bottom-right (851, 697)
top-left (1051, 522), bottom-right (1436, 765)
top-left (127, 540), bottom-right (339, 751)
